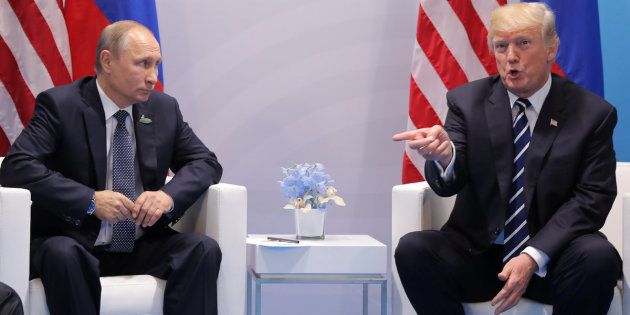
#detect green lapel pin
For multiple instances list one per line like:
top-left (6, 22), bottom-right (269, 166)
top-left (139, 115), bottom-right (152, 124)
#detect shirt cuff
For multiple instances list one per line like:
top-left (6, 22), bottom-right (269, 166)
top-left (522, 246), bottom-right (550, 277)
top-left (161, 191), bottom-right (175, 219)
top-left (434, 142), bottom-right (456, 180)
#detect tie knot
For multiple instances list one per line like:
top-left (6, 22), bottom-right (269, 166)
top-left (113, 110), bottom-right (129, 124)
top-left (515, 98), bottom-right (532, 111)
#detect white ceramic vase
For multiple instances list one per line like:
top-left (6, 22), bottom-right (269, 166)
top-left (294, 208), bottom-right (326, 239)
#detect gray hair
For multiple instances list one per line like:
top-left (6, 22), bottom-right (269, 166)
top-left (94, 20), bottom-right (154, 73)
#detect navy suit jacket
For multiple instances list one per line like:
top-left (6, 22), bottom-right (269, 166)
top-left (0, 76), bottom-right (222, 250)
top-left (425, 74), bottom-right (617, 261)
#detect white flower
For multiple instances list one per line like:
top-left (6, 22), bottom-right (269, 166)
top-left (317, 187), bottom-right (346, 206)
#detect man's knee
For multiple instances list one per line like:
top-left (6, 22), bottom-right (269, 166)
top-left (395, 231), bottom-right (435, 269)
top-left (37, 236), bottom-right (86, 266)
top-left (0, 282), bottom-right (24, 315)
top-left (186, 234), bottom-right (222, 265)
top-left (557, 234), bottom-right (621, 284)
top-left (0, 282), bottom-right (19, 300)
top-left (574, 237), bottom-right (620, 277)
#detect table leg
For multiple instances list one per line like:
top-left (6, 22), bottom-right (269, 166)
top-left (381, 280), bottom-right (387, 315)
top-left (247, 270), bottom-right (252, 315)
top-left (256, 281), bottom-right (262, 315)
top-left (363, 283), bottom-right (368, 315)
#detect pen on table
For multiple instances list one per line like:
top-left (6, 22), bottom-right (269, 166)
top-left (267, 236), bottom-right (300, 244)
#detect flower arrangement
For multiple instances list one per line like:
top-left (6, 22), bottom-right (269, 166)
top-left (280, 163), bottom-right (346, 212)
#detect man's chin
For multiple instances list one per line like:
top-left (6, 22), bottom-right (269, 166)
top-left (136, 93), bottom-right (152, 102)
top-left (502, 80), bottom-right (529, 97)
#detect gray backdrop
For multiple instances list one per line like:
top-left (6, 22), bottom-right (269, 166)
top-left (156, 1), bottom-right (417, 313)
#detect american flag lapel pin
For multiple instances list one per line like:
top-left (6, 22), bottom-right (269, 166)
top-left (550, 119), bottom-right (558, 127)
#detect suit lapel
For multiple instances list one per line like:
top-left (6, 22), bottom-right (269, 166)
top-left (81, 78), bottom-right (107, 190)
top-left (485, 80), bottom-right (514, 207)
top-left (133, 103), bottom-right (157, 188)
top-left (525, 76), bottom-right (567, 209)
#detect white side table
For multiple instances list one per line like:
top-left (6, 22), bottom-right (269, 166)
top-left (246, 234), bottom-right (387, 315)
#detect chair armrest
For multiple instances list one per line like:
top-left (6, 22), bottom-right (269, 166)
top-left (392, 182), bottom-right (431, 255)
top-left (172, 183), bottom-right (247, 315)
top-left (391, 182), bottom-right (456, 315)
top-left (0, 187), bottom-right (31, 306)
top-left (391, 182), bottom-right (430, 315)
top-left (622, 193), bottom-right (630, 315)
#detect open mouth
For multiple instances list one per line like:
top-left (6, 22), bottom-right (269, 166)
top-left (507, 69), bottom-right (521, 78)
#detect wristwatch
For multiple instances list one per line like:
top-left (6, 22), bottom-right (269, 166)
top-left (87, 194), bottom-right (96, 215)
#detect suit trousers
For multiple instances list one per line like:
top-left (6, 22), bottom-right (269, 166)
top-left (0, 282), bottom-right (23, 315)
top-left (395, 230), bottom-right (621, 315)
top-left (30, 230), bottom-right (222, 315)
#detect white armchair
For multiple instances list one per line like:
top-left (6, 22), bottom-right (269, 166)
top-left (392, 162), bottom-right (630, 315)
top-left (0, 169), bottom-right (247, 315)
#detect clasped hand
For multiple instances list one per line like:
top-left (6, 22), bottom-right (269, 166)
top-left (392, 125), bottom-right (453, 168)
top-left (93, 190), bottom-right (173, 227)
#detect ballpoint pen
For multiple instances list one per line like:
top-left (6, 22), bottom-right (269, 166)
top-left (267, 236), bottom-right (300, 244)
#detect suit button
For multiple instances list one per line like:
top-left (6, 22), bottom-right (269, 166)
top-left (493, 228), bottom-right (500, 235)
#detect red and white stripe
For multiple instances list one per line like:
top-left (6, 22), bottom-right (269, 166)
top-left (401, 0), bottom-right (505, 183)
top-left (0, 0), bottom-right (71, 155)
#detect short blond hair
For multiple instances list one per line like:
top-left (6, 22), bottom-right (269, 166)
top-left (488, 2), bottom-right (559, 50)
top-left (95, 20), bottom-right (154, 73)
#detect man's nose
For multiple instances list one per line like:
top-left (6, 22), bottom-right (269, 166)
top-left (506, 45), bottom-right (519, 63)
top-left (146, 67), bottom-right (158, 85)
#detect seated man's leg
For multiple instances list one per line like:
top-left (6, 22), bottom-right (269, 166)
top-left (395, 230), bottom-right (503, 315)
top-left (0, 281), bottom-right (24, 315)
top-left (131, 231), bottom-right (222, 315)
top-left (525, 233), bottom-right (621, 315)
top-left (31, 236), bottom-right (101, 315)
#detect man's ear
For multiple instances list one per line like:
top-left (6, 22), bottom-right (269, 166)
top-left (100, 50), bottom-right (113, 73)
top-left (546, 44), bottom-right (558, 63)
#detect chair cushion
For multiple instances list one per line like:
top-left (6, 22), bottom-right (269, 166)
top-left (29, 275), bottom-right (166, 315)
top-left (462, 285), bottom-right (622, 315)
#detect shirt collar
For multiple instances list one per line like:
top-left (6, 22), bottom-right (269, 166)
top-left (96, 79), bottom-right (133, 121)
top-left (507, 73), bottom-right (552, 115)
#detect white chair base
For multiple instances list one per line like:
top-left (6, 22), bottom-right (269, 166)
top-left (29, 275), bottom-right (166, 315)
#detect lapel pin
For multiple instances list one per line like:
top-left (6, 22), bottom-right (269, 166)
top-left (550, 119), bottom-right (558, 127)
top-left (139, 115), bottom-right (152, 124)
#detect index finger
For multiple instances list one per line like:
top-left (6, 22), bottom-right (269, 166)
top-left (133, 193), bottom-right (150, 219)
top-left (494, 289), bottom-right (520, 315)
top-left (491, 287), bottom-right (508, 306)
top-left (392, 129), bottom-right (428, 141)
top-left (119, 195), bottom-right (136, 219)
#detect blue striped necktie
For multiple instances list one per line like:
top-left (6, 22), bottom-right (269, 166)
top-left (503, 98), bottom-right (531, 263)
top-left (109, 110), bottom-right (136, 253)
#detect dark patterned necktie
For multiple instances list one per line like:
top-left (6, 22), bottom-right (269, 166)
top-left (503, 98), bottom-right (531, 263)
top-left (109, 110), bottom-right (136, 252)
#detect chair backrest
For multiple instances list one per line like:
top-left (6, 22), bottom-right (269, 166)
top-left (601, 162), bottom-right (630, 254)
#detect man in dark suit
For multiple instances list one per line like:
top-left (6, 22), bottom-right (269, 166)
top-left (393, 2), bottom-right (620, 315)
top-left (0, 20), bottom-right (222, 315)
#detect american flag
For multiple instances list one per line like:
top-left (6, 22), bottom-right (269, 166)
top-left (401, 0), bottom-right (579, 184)
top-left (0, 0), bottom-right (73, 155)
top-left (0, 0), bottom-right (162, 156)
top-left (401, 0), bottom-right (505, 183)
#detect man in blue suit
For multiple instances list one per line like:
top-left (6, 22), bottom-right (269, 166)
top-left (0, 20), bottom-right (222, 315)
top-left (394, 3), bottom-right (620, 315)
